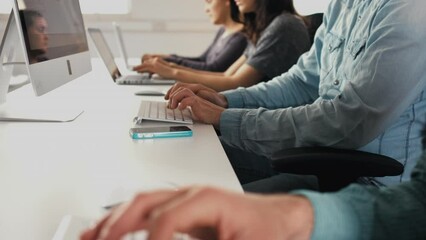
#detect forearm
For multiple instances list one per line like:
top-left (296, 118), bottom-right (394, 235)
top-left (165, 54), bottom-right (202, 63)
top-left (166, 55), bottom-right (217, 71)
top-left (176, 59), bottom-right (210, 71)
top-left (270, 195), bottom-right (314, 240)
top-left (173, 65), bottom-right (223, 76)
top-left (173, 69), bottom-right (251, 92)
top-left (220, 83), bottom-right (423, 157)
top-left (220, 92), bottom-right (396, 157)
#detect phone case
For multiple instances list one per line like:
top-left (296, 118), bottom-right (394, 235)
top-left (130, 128), bottom-right (193, 139)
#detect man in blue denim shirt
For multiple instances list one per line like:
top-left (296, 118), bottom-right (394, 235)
top-left (166, 0), bottom-right (426, 190)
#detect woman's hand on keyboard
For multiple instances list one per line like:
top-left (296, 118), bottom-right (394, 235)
top-left (133, 57), bottom-right (176, 79)
top-left (166, 83), bottom-right (228, 108)
top-left (167, 88), bottom-right (224, 128)
top-left (80, 186), bottom-right (314, 240)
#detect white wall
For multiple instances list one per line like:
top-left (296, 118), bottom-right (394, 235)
top-left (84, 0), bottom-right (217, 59)
top-left (1, 0), bottom-right (332, 59)
top-left (295, 0), bottom-right (331, 15)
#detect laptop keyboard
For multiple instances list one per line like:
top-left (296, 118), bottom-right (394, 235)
top-left (118, 73), bottom-right (175, 85)
top-left (136, 101), bottom-right (193, 124)
top-left (121, 74), bottom-right (151, 84)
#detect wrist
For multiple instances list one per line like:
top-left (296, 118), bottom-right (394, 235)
top-left (218, 94), bottom-right (228, 108)
top-left (278, 196), bottom-right (314, 240)
top-left (171, 68), bottom-right (180, 80)
top-left (213, 108), bottom-right (224, 129)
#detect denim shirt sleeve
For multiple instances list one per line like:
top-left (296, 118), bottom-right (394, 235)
top-left (221, 0), bottom-right (426, 157)
top-left (293, 152), bottom-right (426, 240)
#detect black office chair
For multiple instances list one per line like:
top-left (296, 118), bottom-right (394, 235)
top-left (305, 13), bottom-right (324, 44)
top-left (270, 147), bottom-right (404, 192)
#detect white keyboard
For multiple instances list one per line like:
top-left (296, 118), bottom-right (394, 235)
top-left (53, 215), bottom-right (194, 240)
top-left (136, 101), bottom-right (193, 124)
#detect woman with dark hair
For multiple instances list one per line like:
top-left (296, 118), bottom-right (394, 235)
top-left (230, 0), bottom-right (308, 44)
top-left (142, 0), bottom-right (247, 72)
top-left (133, 0), bottom-right (310, 92)
top-left (19, 10), bottom-right (49, 64)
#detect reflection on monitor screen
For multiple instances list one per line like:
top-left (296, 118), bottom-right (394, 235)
top-left (13, 0), bottom-right (91, 96)
top-left (18, 2), bottom-right (88, 65)
top-left (19, 9), bottom-right (50, 64)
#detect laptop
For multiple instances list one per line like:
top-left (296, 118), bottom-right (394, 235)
top-left (88, 28), bottom-right (175, 85)
top-left (112, 22), bottom-right (168, 80)
top-left (112, 22), bottom-right (133, 70)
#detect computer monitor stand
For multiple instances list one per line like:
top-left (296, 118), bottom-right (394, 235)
top-left (0, 10), bottom-right (83, 123)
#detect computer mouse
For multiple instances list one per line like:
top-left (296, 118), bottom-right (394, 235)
top-left (134, 90), bottom-right (165, 96)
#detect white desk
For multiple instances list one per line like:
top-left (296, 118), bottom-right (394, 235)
top-left (0, 59), bottom-right (242, 239)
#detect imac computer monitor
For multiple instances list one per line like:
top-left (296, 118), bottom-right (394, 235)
top-left (12, 0), bottom-right (91, 96)
top-left (0, 0), bottom-right (91, 122)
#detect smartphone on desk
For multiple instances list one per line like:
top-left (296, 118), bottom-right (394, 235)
top-left (130, 126), bottom-right (193, 139)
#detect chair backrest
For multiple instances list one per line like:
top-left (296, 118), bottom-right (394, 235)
top-left (271, 147), bottom-right (404, 192)
top-left (305, 13), bottom-right (324, 44)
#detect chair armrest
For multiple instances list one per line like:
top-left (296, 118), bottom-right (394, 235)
top-left (271, 147), bottom-right (403, 178)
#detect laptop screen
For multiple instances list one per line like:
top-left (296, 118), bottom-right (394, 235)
top-left (112, 22), bottom-right (130, 69)
top-left (88, 28), bottom-right (121, 81)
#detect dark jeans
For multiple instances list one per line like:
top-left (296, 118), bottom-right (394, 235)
top-left (221, 140), bottom-right (319, 193)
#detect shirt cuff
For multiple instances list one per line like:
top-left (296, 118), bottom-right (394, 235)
top-left (219, 109), bottom-right (246, 145)
top-left (292, 190), bottom-right (361, 240)
top-left (222, 88), bottom-right (245, 108)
